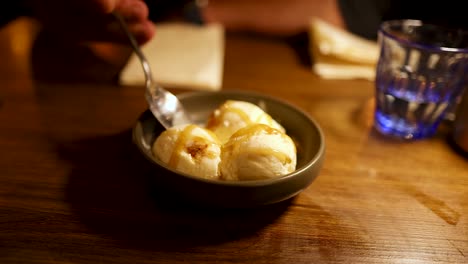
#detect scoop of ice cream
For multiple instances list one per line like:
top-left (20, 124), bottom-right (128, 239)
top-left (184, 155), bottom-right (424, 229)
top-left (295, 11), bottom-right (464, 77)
top-left (152, 124), bottom-right (221, 180)
top-left (206, 100), bottom-right (285, 143)
top-left (219, 123), bottom-right (297, 181)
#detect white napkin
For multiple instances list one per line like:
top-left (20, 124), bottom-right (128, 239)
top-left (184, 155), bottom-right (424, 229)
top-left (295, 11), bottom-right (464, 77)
top-left (119, 22), bottom-right (224, 90)
top-left (309, 18), bottom-right (379, 80)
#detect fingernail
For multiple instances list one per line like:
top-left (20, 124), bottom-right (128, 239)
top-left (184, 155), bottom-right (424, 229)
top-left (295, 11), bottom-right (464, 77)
top-left (133, 21), bottom-right (156, 44)
top-left (129, 2), bottom-right (149, 21)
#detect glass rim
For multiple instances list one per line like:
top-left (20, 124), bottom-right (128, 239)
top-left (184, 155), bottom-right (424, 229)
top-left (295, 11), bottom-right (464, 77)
top-left (379, 19), bottom-right (468, 53)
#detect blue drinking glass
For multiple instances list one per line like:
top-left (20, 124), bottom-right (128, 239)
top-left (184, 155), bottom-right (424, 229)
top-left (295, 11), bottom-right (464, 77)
top-left (375, 20), bottom-right (468, 140)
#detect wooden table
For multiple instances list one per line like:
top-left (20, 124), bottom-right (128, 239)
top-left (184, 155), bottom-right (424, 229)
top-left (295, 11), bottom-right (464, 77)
top-left (1, 18), bottom-right (467, 264)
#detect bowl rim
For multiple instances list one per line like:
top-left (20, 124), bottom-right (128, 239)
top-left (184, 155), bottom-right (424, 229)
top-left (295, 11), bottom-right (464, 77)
top-left (133, 90), bottom-right (325, 187)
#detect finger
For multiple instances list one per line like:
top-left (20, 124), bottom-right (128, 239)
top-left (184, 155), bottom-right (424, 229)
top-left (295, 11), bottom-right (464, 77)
top-left (111, 19), bottom-right (155, 44)
top-left (114, 0), bottom-right (150, 22)
top-left (92, 0), bottom-right (119, 13)
top-left (62, 0), bottom-right (119, 14)
top-left (71, 15), bottom-right (155, 44)
top-left (127, 19), bottom-right (155, 44)
top-left (36, 0), bottom-right (154, 44)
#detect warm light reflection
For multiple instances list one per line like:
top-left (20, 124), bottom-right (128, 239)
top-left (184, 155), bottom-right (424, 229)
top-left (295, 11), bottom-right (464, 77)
top-left (355, 97), bottom-right (375, 130)
top-left (394, 258), bottom-right (429, 264)
top-left (6, 18), bottom-right (38, 57)
top-left (363, 97), bottom-right (375, 128)
top-left (166, 94), bottom-right (178, 113)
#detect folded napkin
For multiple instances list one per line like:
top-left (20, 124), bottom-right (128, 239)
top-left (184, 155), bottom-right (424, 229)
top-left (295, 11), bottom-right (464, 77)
top-left (309, 18), bottom-right (379, 80)
top-left (120, 22), bottom-right (224, 91)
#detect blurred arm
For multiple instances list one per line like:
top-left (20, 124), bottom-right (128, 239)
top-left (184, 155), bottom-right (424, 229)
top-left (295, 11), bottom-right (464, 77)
top-left (339, 0), bottom-right (468, 40)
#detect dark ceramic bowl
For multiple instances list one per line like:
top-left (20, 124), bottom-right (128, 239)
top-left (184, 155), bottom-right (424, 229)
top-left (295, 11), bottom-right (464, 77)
top-left (133, 90), bottom-right (325, 208)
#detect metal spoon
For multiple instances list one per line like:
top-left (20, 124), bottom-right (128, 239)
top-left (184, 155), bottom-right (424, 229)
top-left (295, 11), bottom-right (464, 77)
top-left (113, 12), bottom-right (192, 129)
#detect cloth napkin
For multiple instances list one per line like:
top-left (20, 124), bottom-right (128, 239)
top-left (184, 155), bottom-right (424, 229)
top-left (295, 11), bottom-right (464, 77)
top-left (309, 18), bottom-right (379, 81)
top-left (119, 22), bottom-right (224, 91)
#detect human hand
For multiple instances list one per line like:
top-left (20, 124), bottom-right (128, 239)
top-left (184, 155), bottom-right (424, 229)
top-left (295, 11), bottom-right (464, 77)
top-left (30, 0), bottom-right (155, 44)
top-left (201, 0), bottom-right (345, 36)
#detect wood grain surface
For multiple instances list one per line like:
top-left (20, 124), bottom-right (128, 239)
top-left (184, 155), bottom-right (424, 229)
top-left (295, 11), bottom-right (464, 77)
top-left (1, 18), bottom-right (467, 264)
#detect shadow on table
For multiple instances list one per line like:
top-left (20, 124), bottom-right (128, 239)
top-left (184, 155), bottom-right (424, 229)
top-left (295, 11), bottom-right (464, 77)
top-left (59, 130), bottom-right (291, 251)
top-left (31, 30), bottom-right (131, 85)
top-left (285, 32), bottom-right (313, 67)
top-left (446, 133), bottom-right (468, 160)
top-left (30, 28), bottom-right (314, 88)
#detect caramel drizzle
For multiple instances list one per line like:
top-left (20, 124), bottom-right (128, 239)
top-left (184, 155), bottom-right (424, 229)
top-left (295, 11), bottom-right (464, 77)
top-left (168, 124), bottom-right (198, 168)
top-left (224, 124), bottom-right (293, 165)
top-left (168, 125), bottom-right (220, 168)
top-left (207, 101), bottom-right (255, 128)
top-left (245, 147), bottom-right (292, 164)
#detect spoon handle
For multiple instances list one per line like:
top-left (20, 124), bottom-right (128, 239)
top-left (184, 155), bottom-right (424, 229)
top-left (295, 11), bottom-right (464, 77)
top-left (112, 12), bottom-right (155, 96)
top-left (112, 12), bottom-right (193, 129)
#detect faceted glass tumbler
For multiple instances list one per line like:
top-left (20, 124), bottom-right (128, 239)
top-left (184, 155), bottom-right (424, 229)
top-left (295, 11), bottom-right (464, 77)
top-left (375, 20), bottom-right (468, 139)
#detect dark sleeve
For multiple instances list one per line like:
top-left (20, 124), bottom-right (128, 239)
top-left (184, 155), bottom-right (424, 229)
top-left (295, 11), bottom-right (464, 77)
top-left (337, 0), bottom-right (393, 40)
top-left (144, 0), bottom-right (192, 22)
top-left (0, 1), bottom-right (32, 27)
top-left (337, 0), bottom-right (468, 40)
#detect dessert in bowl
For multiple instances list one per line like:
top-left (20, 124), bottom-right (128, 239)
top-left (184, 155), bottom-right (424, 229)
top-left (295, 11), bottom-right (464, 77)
top-left (133, 90), bottom-right (325, 208)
